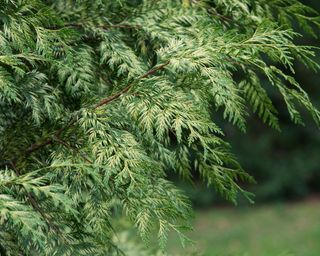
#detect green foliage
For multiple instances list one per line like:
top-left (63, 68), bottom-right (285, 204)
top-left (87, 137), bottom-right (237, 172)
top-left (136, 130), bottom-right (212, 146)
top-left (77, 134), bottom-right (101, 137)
top-left (0, 0), bottom-right (319, 254)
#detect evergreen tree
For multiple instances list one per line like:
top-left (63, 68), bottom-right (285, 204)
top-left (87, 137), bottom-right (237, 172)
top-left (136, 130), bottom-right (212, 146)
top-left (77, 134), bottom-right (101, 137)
top-left (0, 0), bottom-right (319, 255)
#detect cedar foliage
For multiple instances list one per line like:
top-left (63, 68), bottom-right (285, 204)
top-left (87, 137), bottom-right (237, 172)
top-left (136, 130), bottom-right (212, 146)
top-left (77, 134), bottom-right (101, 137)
top-left (0, 0), bottom-right (319, 255)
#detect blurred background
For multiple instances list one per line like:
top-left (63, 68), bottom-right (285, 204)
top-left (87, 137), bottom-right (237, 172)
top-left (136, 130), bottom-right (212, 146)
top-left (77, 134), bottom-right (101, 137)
top-left (167, 0), bottom-right (320, 255)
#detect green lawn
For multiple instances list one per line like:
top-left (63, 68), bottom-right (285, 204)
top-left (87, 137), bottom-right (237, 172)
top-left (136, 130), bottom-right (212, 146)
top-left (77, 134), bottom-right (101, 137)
top-left (167, 201), bottom-right (320, 256)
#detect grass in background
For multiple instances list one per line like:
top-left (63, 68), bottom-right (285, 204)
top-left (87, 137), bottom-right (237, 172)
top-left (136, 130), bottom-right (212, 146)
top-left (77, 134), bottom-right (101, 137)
top-left (168, 200), bottom-right (320, 256)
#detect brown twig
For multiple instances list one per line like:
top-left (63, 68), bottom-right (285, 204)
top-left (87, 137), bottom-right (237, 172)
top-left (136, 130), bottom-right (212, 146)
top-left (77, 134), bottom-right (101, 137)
top-left (66, 23), bottom-right (141, 30)
top-left (208, 8), bottom-right (242, 27)
top-left (94, 61), bottom-right (170, 109)
top-left (0, 118), bottom-right (77, 169)
top-left (53, 136), bottom-right (93, 164)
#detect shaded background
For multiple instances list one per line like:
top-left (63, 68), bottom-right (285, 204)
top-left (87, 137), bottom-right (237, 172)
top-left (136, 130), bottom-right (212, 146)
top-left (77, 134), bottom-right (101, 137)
top-left (168, 1), bottom-right (320, 255)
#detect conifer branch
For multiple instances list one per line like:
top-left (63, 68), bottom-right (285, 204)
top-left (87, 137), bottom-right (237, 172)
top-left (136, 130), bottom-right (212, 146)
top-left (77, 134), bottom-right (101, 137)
top-left (0, 61), bottom-right (170, 170)
top-left (0, 1), bottom-right (319, 253)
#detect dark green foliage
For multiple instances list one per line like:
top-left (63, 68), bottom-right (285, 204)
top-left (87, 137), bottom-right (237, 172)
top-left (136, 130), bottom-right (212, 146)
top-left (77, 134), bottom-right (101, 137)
top-left (0, 0), bottom-right (319, 255)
